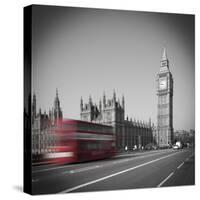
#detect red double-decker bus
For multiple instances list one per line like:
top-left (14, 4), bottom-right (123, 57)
top-left (44, 119), bottom-right (116, 165)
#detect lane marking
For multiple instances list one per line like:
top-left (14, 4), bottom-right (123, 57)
top-left (63, 165), bottom-right (100, 174)
top-left (157, 172), bottom-right (174, 187)
top-left (112, 158), bottom-right (131, 164)
top-left (59, 151), bottom-right (183, 193)
top-left (177, 162), bottom-right (184, 169)
top-left (32, 163), bottom-right (81, 173)
top-left (116, 149), bottom-right (171, 158)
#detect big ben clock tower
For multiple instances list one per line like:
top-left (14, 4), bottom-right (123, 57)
top-left (157, 48), bottom-right (174, 147)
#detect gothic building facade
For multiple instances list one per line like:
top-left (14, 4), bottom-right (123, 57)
top-left (156, 48), bottom-right (174, 147)
top-left (80, 91), bottom-right (156, 151)
top-left (31, 90), bottom-right (63, 158)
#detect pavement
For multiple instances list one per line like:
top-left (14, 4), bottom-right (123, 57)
top-left (32, 148), bottom-right (195, 195)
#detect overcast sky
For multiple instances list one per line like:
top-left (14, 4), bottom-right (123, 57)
top-left (32, 5), bottom-right (194, 131)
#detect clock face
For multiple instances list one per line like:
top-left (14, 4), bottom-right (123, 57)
top-left (159, 78), bottom-right (167, 90)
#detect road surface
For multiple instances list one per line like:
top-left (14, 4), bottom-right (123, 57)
top-left (32, 148), bottom-right (194, 194)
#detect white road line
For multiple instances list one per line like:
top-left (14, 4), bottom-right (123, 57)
top-left (59, 151), bottom-right (183, 193)
top-left (129, 151), bottom-right (171, 160)
top-left (157, 172), bottom-right (174, 187)
top-left (32, 163), bottom-right (81, 173)
top-left (112, 159), bottom-right (130, 165)
top-left (177, 162), bottom-right (184, 169)
top-left (64, 165), bottom-right (100, 174)
top-left (116, 149), bottom-right (172, 158)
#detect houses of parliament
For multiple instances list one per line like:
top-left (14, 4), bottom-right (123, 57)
top-left (80, 92), bottom-right (156, 151)
top-left (31, 48), bottom-right (174, 156)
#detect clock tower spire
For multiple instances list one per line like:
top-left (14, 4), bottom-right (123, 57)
top-left (161, 47), bottom-right (167, 61)
top-left (156, 48), bottom-right (174, 147)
